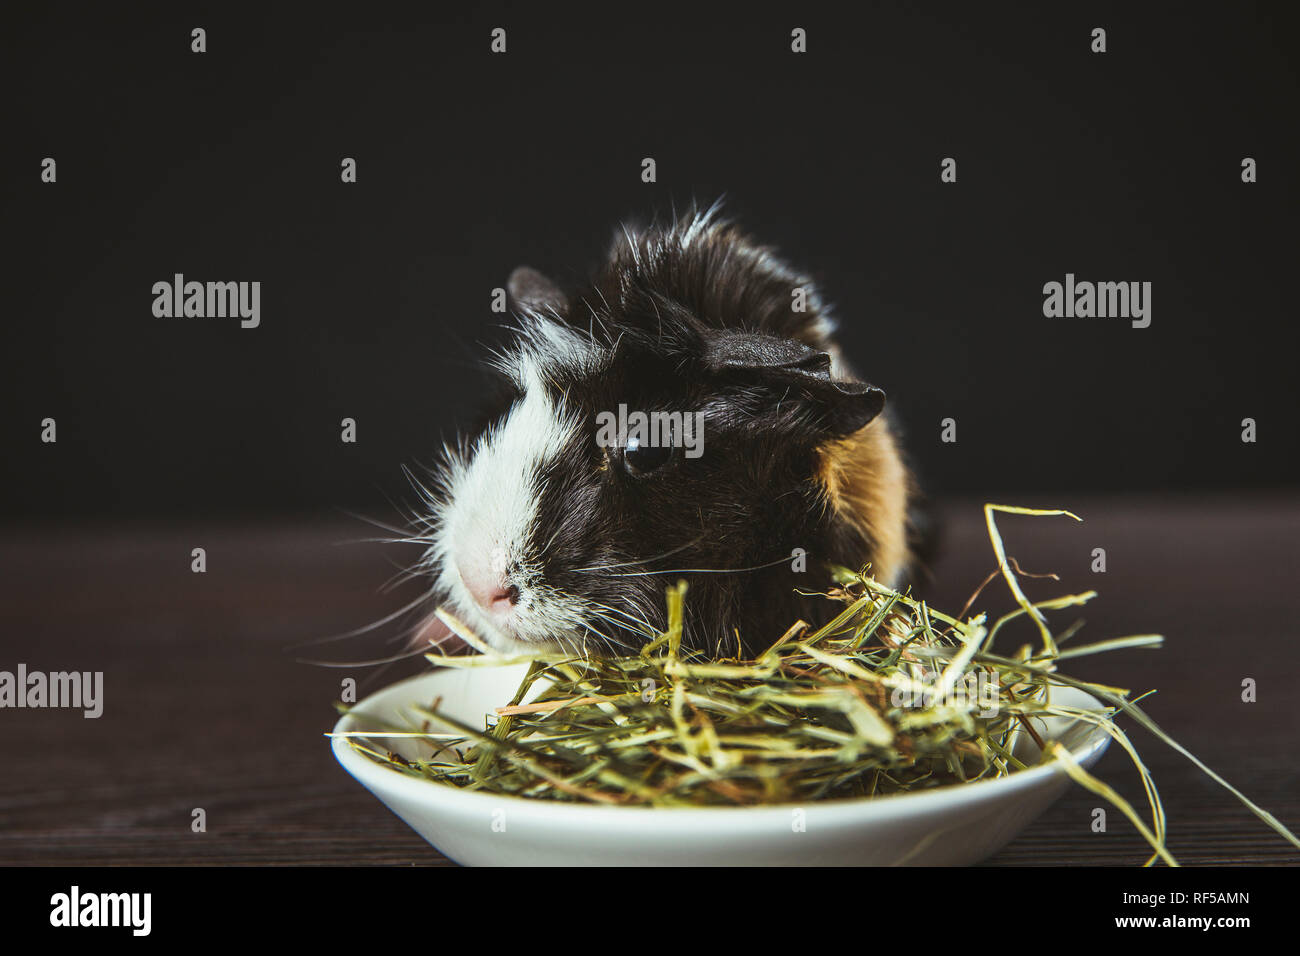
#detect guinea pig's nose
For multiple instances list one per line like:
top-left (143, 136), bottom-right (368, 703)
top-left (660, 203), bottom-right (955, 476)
top-left (476, 584), bottom-right (519, 616)
top-left (461, 562), bottom-right (520, 614)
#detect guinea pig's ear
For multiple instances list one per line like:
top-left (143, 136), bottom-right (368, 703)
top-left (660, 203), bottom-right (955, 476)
top-left (507, 266), bottom-right (568, 316)
top-left (703, 330), bottom-right (886, 435)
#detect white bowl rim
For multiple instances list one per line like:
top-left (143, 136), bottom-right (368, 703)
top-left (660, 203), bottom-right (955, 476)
top-left (331, 668), bottom-right (1112, 824)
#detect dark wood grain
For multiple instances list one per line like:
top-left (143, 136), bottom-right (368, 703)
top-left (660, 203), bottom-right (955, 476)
top-left (1, 495), bottom-right (1297, 865)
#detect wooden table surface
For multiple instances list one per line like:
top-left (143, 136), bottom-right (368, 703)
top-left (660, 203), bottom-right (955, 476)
top-left (2, 495), bottom-right (1297, 866)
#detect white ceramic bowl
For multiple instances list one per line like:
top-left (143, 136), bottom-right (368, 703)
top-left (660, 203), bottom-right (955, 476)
top-left (331, 664), bottom-right (1109, 866)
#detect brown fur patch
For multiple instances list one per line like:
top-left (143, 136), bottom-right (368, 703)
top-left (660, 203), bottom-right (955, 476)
top-left (817, 417), bottom-right (912, 586)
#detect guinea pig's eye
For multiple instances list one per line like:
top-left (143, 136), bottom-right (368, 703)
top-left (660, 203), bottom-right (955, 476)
top-left (622, 435), bottom-right (673, 475)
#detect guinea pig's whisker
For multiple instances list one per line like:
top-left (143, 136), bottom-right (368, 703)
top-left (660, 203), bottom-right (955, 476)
top-left (539, 524), bottom-right (568, 560)
top-left (290, 641), bottom-right (434, 669)
top-left (343, 532), bottom-right (436, 549)
top-left (400, 463), bottom-right (450, 516)
top-left (337, 508), bottom-right (419, 540)
top-left (580, 623), bottom-right (630, 657)
top-left (585, 596), bottom-right (654, 628)
top-left (286, 592), bottom-right (432, 650)
top-left (590, 554), bottom-right (796, 578)
top-left (587, 601), bottom-right (657, 637)
top-left (570, 535), bottom-right (706, 573)
top-left (586, 610), bottom-right (653, 643)
top-left (583, 608), bottom-right (644, 638)
top-left (576, 611), bottom-right (629, 644)
top-left (371, 553), bottom-right (433, 595)
top-left (378, 565), bottom-right (427, 595)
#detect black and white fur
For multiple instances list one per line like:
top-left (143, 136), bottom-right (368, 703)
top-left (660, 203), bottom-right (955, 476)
top-left (416, 204), bottom-right (924, 658)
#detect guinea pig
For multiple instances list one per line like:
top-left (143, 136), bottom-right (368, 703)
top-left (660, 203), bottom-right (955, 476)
top-left (416, 204), bottom-right (927, 659)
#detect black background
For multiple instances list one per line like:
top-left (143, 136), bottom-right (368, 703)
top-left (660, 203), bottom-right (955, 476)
top-left (4, 1), bottom-right (1297, 523)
